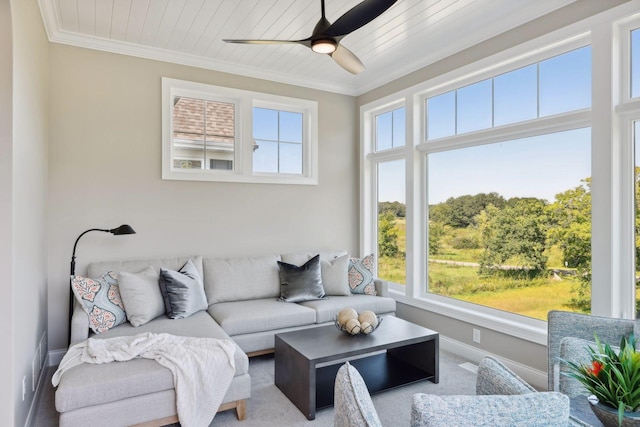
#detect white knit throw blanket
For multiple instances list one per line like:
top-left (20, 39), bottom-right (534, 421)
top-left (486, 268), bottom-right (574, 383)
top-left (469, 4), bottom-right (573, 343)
top-left (52, 332), bottom-right (236, 427)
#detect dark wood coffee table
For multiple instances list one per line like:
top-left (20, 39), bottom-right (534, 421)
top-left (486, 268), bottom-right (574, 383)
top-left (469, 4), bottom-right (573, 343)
top-left (274, 316), bottom-right (439, 420)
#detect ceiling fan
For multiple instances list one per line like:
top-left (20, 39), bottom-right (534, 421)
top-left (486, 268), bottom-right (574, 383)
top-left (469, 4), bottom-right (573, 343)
top-left (223, 0), bottom-right (398, 74)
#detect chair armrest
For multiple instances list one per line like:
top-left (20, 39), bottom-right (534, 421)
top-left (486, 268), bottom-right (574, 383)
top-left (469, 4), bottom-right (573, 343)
top-left (374, 278), bottom-right (388, 297)
top-left (70, 300), bottom-right (89, 344)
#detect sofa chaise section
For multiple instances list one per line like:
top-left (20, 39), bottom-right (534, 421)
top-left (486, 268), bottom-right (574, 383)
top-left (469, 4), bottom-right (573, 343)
top-left (58, 311), bottom-right (250, 426)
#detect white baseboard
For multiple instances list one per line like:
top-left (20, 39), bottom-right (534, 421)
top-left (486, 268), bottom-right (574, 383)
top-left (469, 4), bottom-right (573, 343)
top-left (440, 335), bottom-right (548, 390)
top-left (48, 348), bottom-right (66, 367)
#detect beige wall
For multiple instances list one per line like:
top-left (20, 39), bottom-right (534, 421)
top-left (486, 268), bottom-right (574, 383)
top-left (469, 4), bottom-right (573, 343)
top-left (357, 0), bottom-right (630, 375)
top-left (47, 45), bottom-right (359, 351)
top-left (0, 1), bottom-right (13, 425)
top-left (8, 0), bottom-right (50, 425)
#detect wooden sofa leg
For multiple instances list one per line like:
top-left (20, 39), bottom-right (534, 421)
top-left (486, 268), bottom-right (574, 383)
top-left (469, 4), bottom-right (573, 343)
top-left (217, 400), bottom-right (247, 421)
top-left (236, 399), bottom-right (247, 420)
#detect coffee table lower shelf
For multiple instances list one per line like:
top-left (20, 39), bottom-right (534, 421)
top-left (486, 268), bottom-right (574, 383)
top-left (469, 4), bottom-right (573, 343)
top-left (315, 351), bottom-right (436, 410)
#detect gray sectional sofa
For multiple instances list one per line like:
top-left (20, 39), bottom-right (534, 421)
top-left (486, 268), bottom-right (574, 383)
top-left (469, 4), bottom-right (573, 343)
top-left (56, 251), bottom-right (396, 427)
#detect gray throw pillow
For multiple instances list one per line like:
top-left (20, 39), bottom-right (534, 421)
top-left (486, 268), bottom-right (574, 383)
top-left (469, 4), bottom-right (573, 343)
top-left (159, 259), bottom-right (208, 319)
top-left (278, 254), bottom-right (326, 303)
top-left (117, 266), bottom-right (164, 327)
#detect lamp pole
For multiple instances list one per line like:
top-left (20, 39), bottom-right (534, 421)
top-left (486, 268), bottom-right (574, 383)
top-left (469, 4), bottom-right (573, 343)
top-left (68, 225), bottom-right (135, 345)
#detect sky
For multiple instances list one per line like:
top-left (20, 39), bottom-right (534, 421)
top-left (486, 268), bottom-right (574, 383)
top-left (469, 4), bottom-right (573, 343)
top-left (253, 107), bottom-right (303, 174)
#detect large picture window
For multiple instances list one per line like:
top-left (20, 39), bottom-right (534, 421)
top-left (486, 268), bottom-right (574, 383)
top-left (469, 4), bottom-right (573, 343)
top-left (427, 129), bottom-right (591, 320)
top-left (361, 3), bottom-right (640, 343)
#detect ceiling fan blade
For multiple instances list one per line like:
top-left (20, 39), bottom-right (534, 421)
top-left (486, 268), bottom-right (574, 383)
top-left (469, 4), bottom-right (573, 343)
top-left (324, 0), bottom-right (397, 38)
top-left (224, 39), bottom-right (311, 47)
top-left (330, 44), bottom-right (365, 74)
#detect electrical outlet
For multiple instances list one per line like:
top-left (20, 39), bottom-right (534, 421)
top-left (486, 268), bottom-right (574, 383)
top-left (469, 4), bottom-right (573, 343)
top-left (473, 328), bottom-right (481, 343)
top-left (22, 376), bottom-right (26, 401)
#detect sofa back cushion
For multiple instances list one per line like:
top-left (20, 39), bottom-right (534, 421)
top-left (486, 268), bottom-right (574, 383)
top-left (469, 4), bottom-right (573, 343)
top-left (88, 256), bottom-right (203, 283)
top-left (203, 255), bottom-right (281, 304)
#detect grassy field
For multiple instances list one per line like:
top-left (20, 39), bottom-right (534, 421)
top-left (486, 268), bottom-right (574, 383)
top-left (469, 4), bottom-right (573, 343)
top-left (428, 262), bottom-right (577, 320)
top-left (377, 218), bottom-right (582, 320)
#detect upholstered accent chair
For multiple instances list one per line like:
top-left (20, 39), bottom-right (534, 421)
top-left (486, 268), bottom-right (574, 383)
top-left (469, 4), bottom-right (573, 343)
top-left (334, 362), bottom-right (382, 427)
top-left (475, 355), bottom-right (537, 395)
top-left (333, 356), bottom-right (570, 427)
top-left (410, 356), bottom-right (570, 427)
top-left (547, 310), bottom-right (640, 395)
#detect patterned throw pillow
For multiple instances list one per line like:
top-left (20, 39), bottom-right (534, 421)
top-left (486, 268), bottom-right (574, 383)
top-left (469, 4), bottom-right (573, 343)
top-left (71, 271), bottom-right (127, 334)
top-left (348, 254), bottom-right (376, 296)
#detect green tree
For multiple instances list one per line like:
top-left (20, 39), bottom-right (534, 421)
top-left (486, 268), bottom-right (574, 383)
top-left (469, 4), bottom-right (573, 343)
top-left (478, 199), bottom-right (549, 275)
top-left (378, 201), bottom-right (406, 218)
top-left (428, 221), bottom-right (445, 255)
top-left (378, 212), bottom-right (399, 257)
top-left (547, 179), bottom-right (591, 268)
top-left (547, 178), bottom-right (592, 312)
top-left (430, 193), bottom-right (506, 228)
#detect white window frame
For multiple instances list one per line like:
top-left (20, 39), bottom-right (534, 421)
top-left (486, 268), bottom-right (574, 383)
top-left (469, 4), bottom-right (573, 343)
top-left (362, 100), bottom-right (407, 284)
top-left (360, 1), bottom-right (640, 345)
top-left (417, 37), bottom-right (592, 344)
top-left (162, 78), bottom-right (318, 185)
top-left (615, 14), bottom-right (640, 320)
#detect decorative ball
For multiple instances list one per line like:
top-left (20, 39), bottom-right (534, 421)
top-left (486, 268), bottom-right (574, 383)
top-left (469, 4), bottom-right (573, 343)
top-left (337, 308), bottom-right (358, 326)
top-left (358, 310), bottom-right (378, 328)
top-left (345, 318), bottom-right (361, 335)
top-left (360, 321), bottom-right (373, 334)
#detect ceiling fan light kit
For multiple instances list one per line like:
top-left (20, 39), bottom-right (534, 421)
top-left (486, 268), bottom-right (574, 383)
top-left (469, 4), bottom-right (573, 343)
top-left (223, 0), bottom-right (398, 74)
top-left (311, 39), bottom-right (337, 54)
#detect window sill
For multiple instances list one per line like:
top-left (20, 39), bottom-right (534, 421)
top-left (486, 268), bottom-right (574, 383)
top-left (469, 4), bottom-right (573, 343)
top-left (162, 169), bottom-right (318, 185)
top-left (389, 289), bottom-right (548, 345)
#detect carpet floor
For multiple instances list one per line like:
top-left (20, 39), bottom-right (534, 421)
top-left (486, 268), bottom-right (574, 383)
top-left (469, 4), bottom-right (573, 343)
top-left (33, 350), bottom-right (477, 426)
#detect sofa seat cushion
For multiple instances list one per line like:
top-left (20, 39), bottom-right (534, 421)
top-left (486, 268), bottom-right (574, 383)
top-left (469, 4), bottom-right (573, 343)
top-left (208, 298), bottom-right (316, 336)
top-left (56, 357), bottom-right (172, 413)
top-left (57, 312), bottom-right (248, 413)
top-left (298, 295), bottom-right (396, 323)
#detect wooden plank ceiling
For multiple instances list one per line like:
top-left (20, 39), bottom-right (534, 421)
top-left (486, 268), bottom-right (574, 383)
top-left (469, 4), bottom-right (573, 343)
top-left (39, 0), bottom-right (577, 95)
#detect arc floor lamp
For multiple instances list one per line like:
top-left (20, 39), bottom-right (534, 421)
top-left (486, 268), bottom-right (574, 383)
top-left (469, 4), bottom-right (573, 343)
top-left (68, 224), bottom-right (136, 344)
